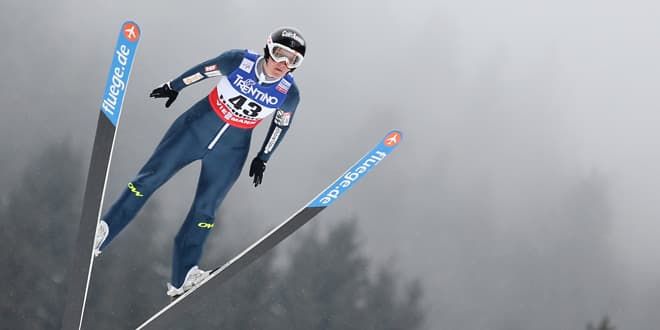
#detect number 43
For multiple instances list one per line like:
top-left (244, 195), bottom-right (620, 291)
top-left (228, 95), bottom-right (262, 117)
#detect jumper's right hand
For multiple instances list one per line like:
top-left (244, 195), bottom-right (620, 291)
top-left (150, 83), bottom-right (179, 108)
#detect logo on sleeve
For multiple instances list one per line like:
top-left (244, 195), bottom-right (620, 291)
top-left (274, 110), bottom-right (291, 126)
top-left (204, 64), bottom-right (221, 77)
top-left (183, 72), bottom-right (204, 85)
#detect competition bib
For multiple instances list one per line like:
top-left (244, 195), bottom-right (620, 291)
top-left (208, 51), bottom-right (293, 129)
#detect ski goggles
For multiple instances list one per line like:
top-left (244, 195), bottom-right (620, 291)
top-left (267, 38), bottom-right (304, 69)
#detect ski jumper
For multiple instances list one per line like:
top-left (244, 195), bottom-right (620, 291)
top-left (99, 49), bottom-right (300, 287)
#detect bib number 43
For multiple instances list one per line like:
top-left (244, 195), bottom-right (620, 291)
top-left (227, 95), bottom-right (262, 117)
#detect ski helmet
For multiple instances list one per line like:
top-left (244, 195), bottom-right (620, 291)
top-left (264, 27), bottom-right (306, 70)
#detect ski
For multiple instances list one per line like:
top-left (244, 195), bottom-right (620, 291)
top-left (135, 129), bottom-right (403, 330)
top-left (61, 21), bottom-right (141, 330)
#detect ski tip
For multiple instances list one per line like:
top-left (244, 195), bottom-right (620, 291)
top-left (382, 129), bottom-right (403, 149)
top-left (120, 21), bottom-right (141, 43)
top-left (122, 20), bottom-right (141, 29)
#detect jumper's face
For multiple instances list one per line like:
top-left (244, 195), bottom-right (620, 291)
top-left (263, 57), bottom-right (290, 79)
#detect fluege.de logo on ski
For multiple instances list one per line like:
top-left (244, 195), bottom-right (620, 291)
top-left (101, 45), bottom-right (130, 117)
top-left (314, 150), bottom-right (388, 206)
top-left (310, 130), bottom-right (402, 208)
top-left (100, 21), bottom-right (140, 126)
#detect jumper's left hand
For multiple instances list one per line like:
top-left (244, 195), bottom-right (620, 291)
top-left (249, 157), bottom-right (267, 187)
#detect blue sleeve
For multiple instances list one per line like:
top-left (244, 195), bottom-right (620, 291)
top-left (256, 83), bottom-right (300, 162)
top-left (168, 49), bottom-right (245, 91)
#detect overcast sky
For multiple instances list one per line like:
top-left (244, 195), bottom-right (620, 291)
top-left (2, 0), bottom-right (660, 328)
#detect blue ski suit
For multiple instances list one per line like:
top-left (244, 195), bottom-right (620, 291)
top-left (100, 49), bottom-right (300, 288)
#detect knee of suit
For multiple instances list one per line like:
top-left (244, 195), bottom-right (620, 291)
top-left (174, 218), bottom-right (217, 247)
top-left (125, 181), bottom-right (149, 198)
top-left (130, 168), bottom-right (173, 196)
top-left (190, 202), bottom-right (219, 219)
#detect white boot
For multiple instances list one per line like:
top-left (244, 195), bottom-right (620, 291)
top-left (93, 220), bottom-right (109, 257)
top-left (166, 266), bottom-right (210, 298)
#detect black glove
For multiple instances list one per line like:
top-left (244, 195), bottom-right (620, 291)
top-left (149, 83), bottom-right (179, 108)
top-left (248, 157), bottom-right (267, 187)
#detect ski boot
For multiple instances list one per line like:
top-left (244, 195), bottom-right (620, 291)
top-left (93, 220), bottom-right (109, 257)
top-left (166, 266), bottom-right (210, 301)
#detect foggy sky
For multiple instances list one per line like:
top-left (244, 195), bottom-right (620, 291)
top-left (2, 0), bottom-right (660, 328)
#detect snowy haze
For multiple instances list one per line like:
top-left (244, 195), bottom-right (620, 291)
top-left (2, 0), bottom-right (660, 328)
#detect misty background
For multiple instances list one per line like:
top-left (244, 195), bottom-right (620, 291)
top-left (2, 0), bottom-right (660, 329)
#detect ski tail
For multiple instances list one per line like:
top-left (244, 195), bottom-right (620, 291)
top-left (136, 129), bottom-right (402, 330)
top-left (61, 21), bottom-right (141, 330)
